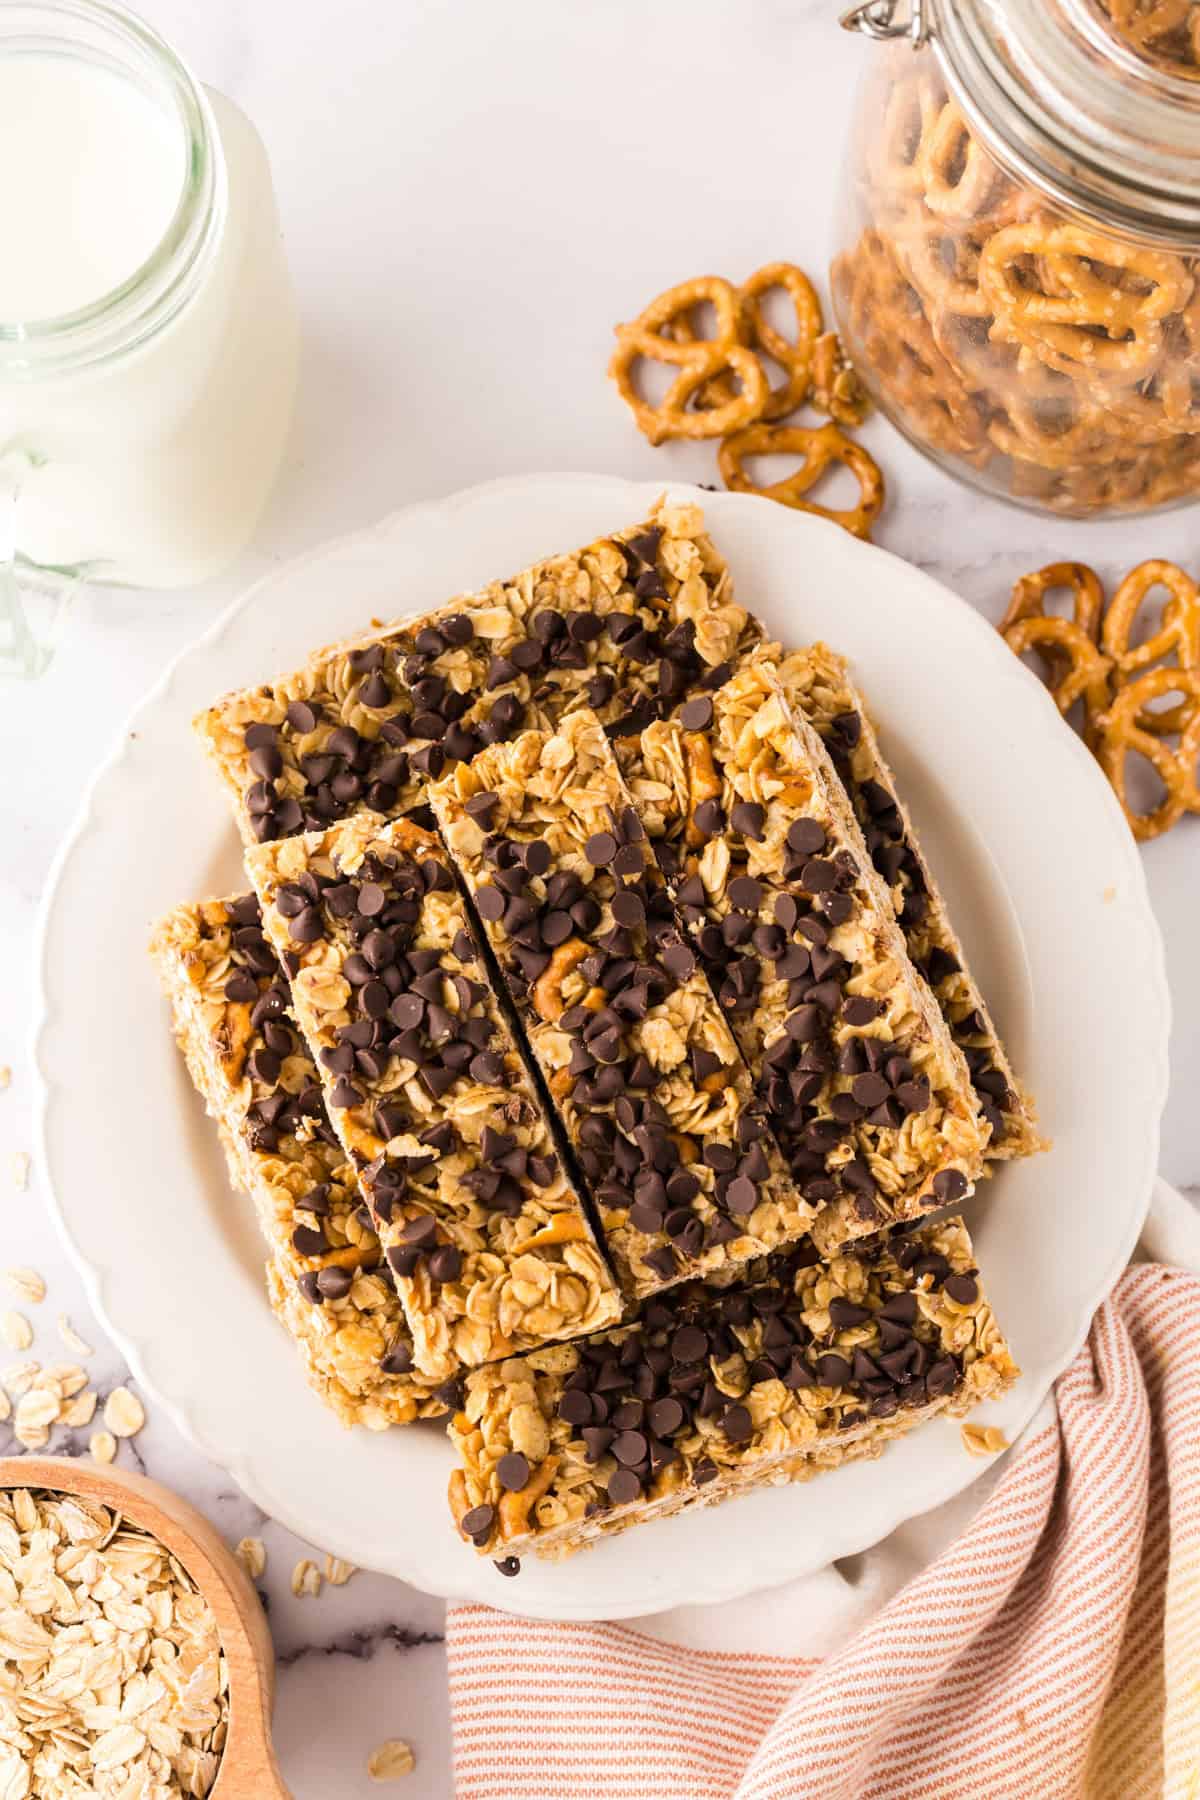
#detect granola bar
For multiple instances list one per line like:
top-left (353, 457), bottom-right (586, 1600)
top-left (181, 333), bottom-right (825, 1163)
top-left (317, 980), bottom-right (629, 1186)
top-left (774, 642), bottom-right (1042, 1159)
top-left (430, 709), bottom-right (817, 1298)
top-left (447, 1215), bottom-right (1018, 1561)
top-left (149, 897), bottom-right (445, 1429)
top-left (196, 497), bottom-right (759, 847)
top-left (246, 814), bottom-right (624, 1380)
top-left (614, 652), bottom-right (990, 1253)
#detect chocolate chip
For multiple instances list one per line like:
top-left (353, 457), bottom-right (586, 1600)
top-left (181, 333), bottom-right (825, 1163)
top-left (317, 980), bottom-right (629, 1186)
top-left (607, 1469), bottom-right (642, 1506)
top-left (559, 1388), bottom-right (592, 1426)
top-left (611, 1429), bottom-right (648, 1467)
top-left (679, 696), bottom-right (713, 730)
top-left (285, 700), bottom-right (318, 734)
top-left (944, 1273), bottom-right (978, 1305)
top-left (497, 1452), bottom-right (531, 1490)
top-left (611, 890), bottom-right (645, 930)
top-left (648, 1397), bottom-right (684, 1437)
top-left (933, 1168), bottom-right (968, 1204)
top-left (476, 884), bottom-right (505, 921)
top-left (315, 1266), bottom-right (352, 1300)
top-left (722, 1404), bottom-right (753, 1443)
top-left (493, 1556), bottom-right (521, 1577)
top-left (725, 1176), bottom-right (757, 1216)
top-left (672, 1325), bottom-right (708, 1364)
top-left (816, 1353), bottom-right (853, 1386)
top-left (585, 831), bottom-right (617, 866)
top-left (662, 941), bottom-right (695, 982)
top-left (461, 1505), bottom-right (494, 1537)
top-left (786, 818), bottom-right (826, 856)
top-left (428, 1245), bottom-right (463, 1283)
top-left (692, 798), bottom-right (724, 836)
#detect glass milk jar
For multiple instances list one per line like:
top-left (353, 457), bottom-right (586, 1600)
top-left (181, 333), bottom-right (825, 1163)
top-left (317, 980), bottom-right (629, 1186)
top-left (0, 0), bottom-right (298, 669)
top-left (833, 0), bottom-right (1200, 517)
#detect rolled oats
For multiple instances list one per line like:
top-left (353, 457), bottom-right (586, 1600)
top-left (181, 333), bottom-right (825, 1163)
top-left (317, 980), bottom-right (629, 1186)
top-left (449, 1217), bottom-right (1017, 1561)
top-left (431, 710), bottom-right (817, 1298)
top-left (0, 1488), bottom-right (228, 1794)
top-left (55, 1314), bottom-right (94, 1357)
top-left (290, 1558), bottom-right (322, 1599)
top-left (1, 1312), bottom-right (33, 1352)
top-left (3, 1268), bottom-right (45, 1306)
top-left (961, 1422), bottom-right (1011, 1457)
top-left (103, 1386), bottom-right (146, 1439)
top-left (89, 1430), bottom-right (117, 1464)
top-left (234, 1537), bottom-right (267, 1581)
top-left (368, 1738), bottom-right (416, 1781)
top-left (247, 816), bottom-right (622, 1380)
top-left (150, 896), bottom-right (447, 1428)
top-left (323, 1554), bottom-right (356, 1586)
top-left (195, 497), bottom-right (758, 849)
top-left (613, 652), bottom-right (991, 1254)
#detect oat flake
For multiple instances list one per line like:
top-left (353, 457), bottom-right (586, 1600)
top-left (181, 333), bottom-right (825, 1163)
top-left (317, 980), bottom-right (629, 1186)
top-left (235, 1537), bottom-right (267, 1580)
top-left (368, 1738), bottom-right (416, 1781)
top-left (104, 1384), bottom-right (146, 1438)
top-left (89, 1429), bottom-right (117, 1464)
top-left (56, 1312), bottom-right (94, 1356)
top-left (0, 1311), bottom-right (32, 1352)
top-left (3, 1267), bottom-right (44, 1305)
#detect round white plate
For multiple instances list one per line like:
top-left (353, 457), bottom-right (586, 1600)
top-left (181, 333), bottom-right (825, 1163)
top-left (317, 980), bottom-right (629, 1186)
top-left (35, 475), bottom-right (1168, 1620)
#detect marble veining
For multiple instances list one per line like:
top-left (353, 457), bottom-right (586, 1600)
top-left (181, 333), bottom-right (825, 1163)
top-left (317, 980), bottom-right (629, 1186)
top-left (2, 2), bottom-right (1197, 1792)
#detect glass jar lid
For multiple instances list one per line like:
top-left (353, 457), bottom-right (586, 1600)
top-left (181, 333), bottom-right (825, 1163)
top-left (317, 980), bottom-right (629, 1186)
top-left (842, 0), bottom-right (1200, 249)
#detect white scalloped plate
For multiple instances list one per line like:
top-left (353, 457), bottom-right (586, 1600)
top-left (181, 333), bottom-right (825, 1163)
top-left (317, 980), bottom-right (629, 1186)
top-left (34, 475), bottom-right (1168, 1620)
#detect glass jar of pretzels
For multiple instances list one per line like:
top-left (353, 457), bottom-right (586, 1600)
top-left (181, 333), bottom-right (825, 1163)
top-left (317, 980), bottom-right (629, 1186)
top-left (835, 0), bottom-right (1200, 515)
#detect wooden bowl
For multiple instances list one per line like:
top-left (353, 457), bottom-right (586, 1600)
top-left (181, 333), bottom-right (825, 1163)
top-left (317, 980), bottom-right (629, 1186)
top-left (0, 1455), bottom-right (290, 1799)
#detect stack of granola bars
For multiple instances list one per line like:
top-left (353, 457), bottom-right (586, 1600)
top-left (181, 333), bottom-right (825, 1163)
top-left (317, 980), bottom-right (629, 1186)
top-left (151, 497), bottom-right (1039, 1569)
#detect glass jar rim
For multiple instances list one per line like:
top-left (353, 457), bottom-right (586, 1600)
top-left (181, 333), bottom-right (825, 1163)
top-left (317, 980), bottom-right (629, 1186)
top-left (0, 0), bottom-right (224, 377)
top-left (905, 0), bottom-right (1200, 248)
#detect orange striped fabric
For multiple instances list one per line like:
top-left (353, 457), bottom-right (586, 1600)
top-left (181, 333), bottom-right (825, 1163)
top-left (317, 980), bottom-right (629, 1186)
top-left (447, 1265), bottom-right (1200, 1799)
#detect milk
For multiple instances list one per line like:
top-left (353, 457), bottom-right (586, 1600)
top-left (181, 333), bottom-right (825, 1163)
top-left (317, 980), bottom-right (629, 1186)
top-left (0, 58), bottom-right (185, 322)
top-left (0, 30), bottom-right (298, 590)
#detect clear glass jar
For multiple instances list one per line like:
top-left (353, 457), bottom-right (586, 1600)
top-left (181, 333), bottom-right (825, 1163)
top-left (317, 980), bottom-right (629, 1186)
top-left (832, 0), bottom-right (1200, 517)
top-left (0, 0), bottom-right (299, 675)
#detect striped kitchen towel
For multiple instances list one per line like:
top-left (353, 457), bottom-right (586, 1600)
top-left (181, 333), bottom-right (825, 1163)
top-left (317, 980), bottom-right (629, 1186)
top-left (446, 1186), bottom-right (1200, 1799)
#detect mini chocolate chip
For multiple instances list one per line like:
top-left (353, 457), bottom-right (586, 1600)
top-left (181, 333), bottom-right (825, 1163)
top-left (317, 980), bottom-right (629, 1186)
top-left (428, 1244), bottom-right (463, 1283)
top-left (607, 1469), bottom-right (642, 1506)
top-left (585, 831), bottom-right (617, 866)
top-left (722, 1404), bottom-right (753, 1443)
top-left (692, 798), bottom-right (724, 836)
top-left (461, 1504), bottom-right (494, 1537)
top-left (725, 1176), bottom-right (757, 1216)
top-left (944, 1273), bottom-right (978, 1305)
top-left (559, 1388), bottom-right (593, 1426)
top-left (815, 1353), bottom-right (853, 1386)
top-left (286, 700), bottom-right (319, 734)
top-left (476, 884), bottom-right (505, 921)
top-left (315, 1266), bottom-right (352, 1300)
top-left (648, 1397), bottom-right (684, 1437)
top-left (494, 1556), bottom-right (521, 1577)
top-left (612, 1429), bottom-right (648, 1467)
top-left (497, 1451), bottom-right (531, 1490)
top-left (786, 818), bottom-right (826, 855)
top-left (730, 801), bottom-right (765, 839)
top-left (679, 696), bottom-right (714, 730)
top-left (933, 1168), bottom-right (969, 1204)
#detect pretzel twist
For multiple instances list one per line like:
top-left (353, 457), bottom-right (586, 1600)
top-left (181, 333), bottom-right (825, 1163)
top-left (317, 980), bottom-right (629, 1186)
top-left (718, 421), bottom-right (885, 540)
top-left (1096, 667), bottom-right (1200, 839)
top-left (979, 223), bottom-right (1194, 384)
top-left (609, 276), bottom-right (768, 444)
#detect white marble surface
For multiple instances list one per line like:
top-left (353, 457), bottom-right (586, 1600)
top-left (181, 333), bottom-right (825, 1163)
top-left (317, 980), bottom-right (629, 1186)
top-left (2, 1), bottom-right (1198, 1793)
